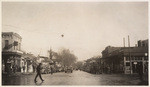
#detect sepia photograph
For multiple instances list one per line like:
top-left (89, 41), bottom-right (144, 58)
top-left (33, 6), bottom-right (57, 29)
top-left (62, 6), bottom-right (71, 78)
top-left (1, 0), bottom-right (149, 86)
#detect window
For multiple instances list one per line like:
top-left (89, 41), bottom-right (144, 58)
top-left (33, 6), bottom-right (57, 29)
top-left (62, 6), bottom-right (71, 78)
top-left (135, 57), bottom-right (137, 60)
top-left (14, 41), bottom-right (18, 46)
top-left (126, 62), bottom-right (130, 66)
top-left (5, 40), bottom-right (9, 49)
top-left (14, 41), bottom-right (18, 50)
top-left (139, 57), bottom-right (142, 60)
top-left (126, 57), bottom-right (129, 61)
top-left (131, 57), bottom-right (134, 60)
top-left (144, 57), bottom-right (148, 60)
top-left (142, 43), bottom-right (145, 47)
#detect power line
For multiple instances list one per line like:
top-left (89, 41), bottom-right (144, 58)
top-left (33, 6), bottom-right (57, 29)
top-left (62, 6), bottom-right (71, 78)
top-left (3, 24), bottom-right (57, 35)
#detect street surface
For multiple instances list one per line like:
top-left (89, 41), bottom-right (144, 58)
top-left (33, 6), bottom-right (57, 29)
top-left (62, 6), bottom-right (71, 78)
top-left (2, 70), bottom-right (147, 86)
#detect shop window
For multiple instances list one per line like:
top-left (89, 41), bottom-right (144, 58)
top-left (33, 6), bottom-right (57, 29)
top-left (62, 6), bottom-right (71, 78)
top-left (137, 57), bottom-right (142, 60)
top-left (131, 57), bottom-right (134, 60)
top-left (144, 57), bottom-right (148, 60)
top-left (142, 43), bottom-right (145, 47)
top-left (126, 57), bottom-right (130, 61)
top-left (134, 57), bottom-right (135, 60)
top-left (126, 62), bottom-right (130, 66)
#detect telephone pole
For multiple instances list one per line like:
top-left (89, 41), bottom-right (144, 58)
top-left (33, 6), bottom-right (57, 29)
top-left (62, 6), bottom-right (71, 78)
top-left (128, 35), bottom-right (132, 74)
top-left (123, 38), bottom-right (125, 47)
top-left (48, 47), bottom-right (53, 59)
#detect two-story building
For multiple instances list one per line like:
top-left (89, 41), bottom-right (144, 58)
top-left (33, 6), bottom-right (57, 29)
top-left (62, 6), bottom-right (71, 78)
top-left (22, 53), bottom-right (37, 73)
top-left (100, 39), bottom-right (148, 74)
top-left (2, 32), bottom-right (23, 73)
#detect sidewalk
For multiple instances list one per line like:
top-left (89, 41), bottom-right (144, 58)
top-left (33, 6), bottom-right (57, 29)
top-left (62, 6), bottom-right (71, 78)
top-left (2, 72), bottom-right (35, 77)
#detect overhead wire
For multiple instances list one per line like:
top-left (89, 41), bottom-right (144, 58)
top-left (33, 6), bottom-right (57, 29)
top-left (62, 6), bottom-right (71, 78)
top-left (3, 24), bottom-right (58, 35)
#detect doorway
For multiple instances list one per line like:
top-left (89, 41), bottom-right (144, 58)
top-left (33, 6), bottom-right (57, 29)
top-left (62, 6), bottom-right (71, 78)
top-left (132, 62), bottom-right (142, 73)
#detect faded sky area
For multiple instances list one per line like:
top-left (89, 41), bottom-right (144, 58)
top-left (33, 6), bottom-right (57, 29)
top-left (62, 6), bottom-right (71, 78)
top-left (2, 2), bottom-right (148, 61)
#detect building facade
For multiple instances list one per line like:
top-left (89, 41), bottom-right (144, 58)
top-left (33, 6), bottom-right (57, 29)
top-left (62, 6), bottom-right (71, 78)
top-left (22, 53), bottom-right (37, 73)
top-left (2, 32), bottom-right (23, 73)
top-left (101, 39), bottom-right (148, 74)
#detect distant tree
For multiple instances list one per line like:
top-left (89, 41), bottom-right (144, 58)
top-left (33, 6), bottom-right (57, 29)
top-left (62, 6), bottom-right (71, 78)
top-left (76, 61), bottom-right (84, 69)
top-left (53, 48), bottom-right (77, 67)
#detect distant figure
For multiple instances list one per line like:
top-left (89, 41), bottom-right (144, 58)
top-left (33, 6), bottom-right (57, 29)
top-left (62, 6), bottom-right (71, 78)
top-left (34, 63), bottom-right (44, 83)
top-left (50, 67), bottom-right (53, 75)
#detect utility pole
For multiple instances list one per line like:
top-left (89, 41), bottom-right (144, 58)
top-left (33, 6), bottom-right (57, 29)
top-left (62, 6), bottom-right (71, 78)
top-left (123, 37), bottom-right (126, 74)
top-left (48, 47), bottom-right (53, 59)
top-left (123, 38), bottom-right (125, 47)
top-left (128, 35), bottom-right (132, 74)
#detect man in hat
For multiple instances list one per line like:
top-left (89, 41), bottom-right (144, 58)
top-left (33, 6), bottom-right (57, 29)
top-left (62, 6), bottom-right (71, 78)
top-left (34, 63), bottom-right (44, 83)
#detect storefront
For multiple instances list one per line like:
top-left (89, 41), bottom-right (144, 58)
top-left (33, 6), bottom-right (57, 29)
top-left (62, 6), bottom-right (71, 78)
top-left (101, 47), bottom-right (148, 74)
top-left (2, 51), bottom-right (23, 73)
top-left (123, 53), bottom-right (148, 74)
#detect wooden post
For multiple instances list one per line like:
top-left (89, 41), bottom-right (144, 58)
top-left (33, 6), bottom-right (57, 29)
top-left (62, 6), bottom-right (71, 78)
top-left (128, 35), bottom-right (132, 74)
top-left (142, 57), bottom-right (144, 73)
top-left (123, 38), bottom-right (125, 47)
top-left (124, 57), bottom-right (126, 74)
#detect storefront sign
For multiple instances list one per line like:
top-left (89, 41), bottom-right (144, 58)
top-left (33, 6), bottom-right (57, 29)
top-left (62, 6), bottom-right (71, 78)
top-left (134, 62), bottom-right (137, 65)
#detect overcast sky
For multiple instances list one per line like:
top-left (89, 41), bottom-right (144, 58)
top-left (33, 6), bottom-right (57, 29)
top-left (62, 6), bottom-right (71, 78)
top-left (2, 2), bottom-right (148, 61)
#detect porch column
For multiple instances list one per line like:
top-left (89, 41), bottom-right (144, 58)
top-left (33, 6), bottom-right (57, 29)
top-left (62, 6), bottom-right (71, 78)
top-left (142, 57), bottom-right (144, 73)
top-left (124, 57), bottom-right (126, 74)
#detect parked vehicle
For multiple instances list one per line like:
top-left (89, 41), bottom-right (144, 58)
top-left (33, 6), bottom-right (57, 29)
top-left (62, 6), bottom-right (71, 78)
top-left (65, 67), bottom-right (73, 73)
top-left (41, 63), bottom-right (51, 74)
top-left (41, 67), bottom-right (51, 74)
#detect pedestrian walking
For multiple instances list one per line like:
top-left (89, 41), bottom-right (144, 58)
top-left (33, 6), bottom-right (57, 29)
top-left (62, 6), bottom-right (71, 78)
top-left (34, 63), bottom-right (44, 83)
top-left (50, 67), bottom-right (53, 75)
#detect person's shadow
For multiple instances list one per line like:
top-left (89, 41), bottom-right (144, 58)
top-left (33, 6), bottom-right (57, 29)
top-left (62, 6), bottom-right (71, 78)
top-left (35, 81), bottom-right (43, 85)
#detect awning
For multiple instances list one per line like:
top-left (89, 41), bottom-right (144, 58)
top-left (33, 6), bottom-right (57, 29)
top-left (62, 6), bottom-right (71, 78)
top-left (2, 51), bottom-right (22, 56)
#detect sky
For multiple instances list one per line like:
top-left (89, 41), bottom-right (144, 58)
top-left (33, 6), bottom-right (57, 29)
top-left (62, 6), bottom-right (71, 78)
top-left (2, 2), bottom-right (148, 61)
